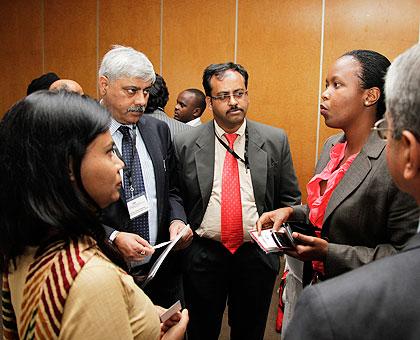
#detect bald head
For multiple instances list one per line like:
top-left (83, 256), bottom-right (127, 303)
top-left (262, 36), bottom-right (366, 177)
top-left (49, 79), bottom-right (84, 95)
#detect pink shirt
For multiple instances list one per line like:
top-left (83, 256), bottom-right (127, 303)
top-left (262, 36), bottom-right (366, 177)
top-left (307, 141), bottom-right (358, 228)
top-left (306, 141), bottom-right (358, 273)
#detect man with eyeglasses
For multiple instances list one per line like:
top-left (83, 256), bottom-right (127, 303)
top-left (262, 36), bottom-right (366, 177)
top-left (285, 43), bottom-right (420, 339)
top-left (173, 62), bottom-right (301, 340)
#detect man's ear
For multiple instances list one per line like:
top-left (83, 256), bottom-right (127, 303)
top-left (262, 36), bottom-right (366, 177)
top-left (364, 87), bottom-right (380, 107)
top-left (69, 157), bottom-right (76, 182)
top-left (192, 107), bottom-right (202, 118)
top-left (401, 130), bottom-right (420, 180)
top-left (98, 76), bottom-right (109, 97)
top-left (206, 96), bottom-right (213, 112)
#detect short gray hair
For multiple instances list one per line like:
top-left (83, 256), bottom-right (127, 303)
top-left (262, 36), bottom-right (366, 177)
top-left (99, 45), bottom-right (156, 83)
top-left (385, 43), bottom-right (420, 139)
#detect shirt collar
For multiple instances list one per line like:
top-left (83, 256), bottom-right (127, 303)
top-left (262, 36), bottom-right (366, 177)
top-left (109, 117), bottom-right (138, 136)
top-left (214, 118), bottom-right (247, 138)
top-left (187, 117), bottom-right (202, 126)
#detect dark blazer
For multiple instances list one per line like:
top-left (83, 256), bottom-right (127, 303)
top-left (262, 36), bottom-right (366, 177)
top-left (174, 119), bottom-right (301, 271)
top-left (285, 231), bottom-right (420, 340)
top-left (292, 131), bottom-right (419, 278)
top-left (102, 115), bottom-right (186, 243)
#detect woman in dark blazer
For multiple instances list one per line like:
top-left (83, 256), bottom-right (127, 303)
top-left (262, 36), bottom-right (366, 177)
top-left (257, 50), bottom-right (419, 336)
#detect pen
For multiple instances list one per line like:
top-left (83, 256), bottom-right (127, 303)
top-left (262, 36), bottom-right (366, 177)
top-left (153, 240), bottom-right (172, 249)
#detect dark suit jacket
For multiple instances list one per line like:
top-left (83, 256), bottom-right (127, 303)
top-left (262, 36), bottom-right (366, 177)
top-left (174, 119), bottom-right (301, 271)
top-left (292, 132), bottom-right (419, 278)
top-left (285, 230), bottom-right (420, 340)
top-left (102, 115), bottom-right (186, 243)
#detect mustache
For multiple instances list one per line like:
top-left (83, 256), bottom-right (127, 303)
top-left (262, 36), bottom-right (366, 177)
top-left (127, 106), bottom-right (145, 113)
top-left (227, 107), bottom-right (243, 114)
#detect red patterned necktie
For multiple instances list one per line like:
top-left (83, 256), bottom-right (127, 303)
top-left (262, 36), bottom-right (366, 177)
top-left (221, 133), bottom-right (243, 253)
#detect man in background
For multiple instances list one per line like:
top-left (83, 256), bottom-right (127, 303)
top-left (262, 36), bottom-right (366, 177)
top-left (174, 88), bottom-right (206, 127)
top-left (145, 74), bottom-right (192, 140)
top-left (285, 43), bottom-right (420, 340)
top-left (49, 79), bottom-right (84, 95)
top-left (27, 72), bottom-right (60, 95)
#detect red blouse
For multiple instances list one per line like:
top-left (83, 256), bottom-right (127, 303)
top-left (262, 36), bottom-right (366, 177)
top-left (306, 141), bottom-right (358, 273)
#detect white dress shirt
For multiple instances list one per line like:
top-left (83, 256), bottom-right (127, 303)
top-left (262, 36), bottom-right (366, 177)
top-left (197, 119), bottom-right (258, 242)
top-left (186, 117), bottom-right (202, 127)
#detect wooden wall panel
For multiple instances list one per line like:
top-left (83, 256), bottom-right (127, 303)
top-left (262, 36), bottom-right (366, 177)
top-left (99, 0), bottom-right (161, 75)
top-left (44, 0), bottom-right (97, 97)
top-left (0, 0), bottom-right (42, 116)
top-left (162, 0), bottom-right (236, 122)
top-left (1, 0), bottom-right (419, 203)
top-left (319, 0), bottom-right (420, 149)
top-left (238, 0), bottom-right (323, 201)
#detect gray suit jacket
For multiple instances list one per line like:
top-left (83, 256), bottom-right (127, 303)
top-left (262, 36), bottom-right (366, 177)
top-left (285, 231), bottom-right (420, 340)
top-left (292, 132), bottom-right (419, 278)
top-left (174, 119), bottom-right (301, 271)
top-left (146, 108), bottom-right (193, 141)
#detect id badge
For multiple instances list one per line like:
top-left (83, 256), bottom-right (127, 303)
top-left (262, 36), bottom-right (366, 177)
top-left (127, 194), bottom-right (149, 220)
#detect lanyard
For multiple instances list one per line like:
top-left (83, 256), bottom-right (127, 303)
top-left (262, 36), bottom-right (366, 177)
top-left (214, 125), bottom-right (249, 171)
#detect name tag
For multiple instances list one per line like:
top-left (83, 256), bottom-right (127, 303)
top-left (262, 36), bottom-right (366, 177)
top-left (127, 194), bottom-right (149, 220)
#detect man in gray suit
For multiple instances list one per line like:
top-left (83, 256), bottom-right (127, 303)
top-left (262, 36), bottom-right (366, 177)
top-left (174, 62), bottom-right (301, 340)
top-left (285, 43), bottom-right (420, 339)
top-left (145, 74), bottom-right (192, 140)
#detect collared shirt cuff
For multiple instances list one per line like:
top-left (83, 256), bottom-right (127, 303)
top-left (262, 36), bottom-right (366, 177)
top-left (109, 230), bottom-right (120, 243)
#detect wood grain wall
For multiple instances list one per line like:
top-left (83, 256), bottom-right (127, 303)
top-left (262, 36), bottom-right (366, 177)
top-left (1, 0), bottom-right (419, 201)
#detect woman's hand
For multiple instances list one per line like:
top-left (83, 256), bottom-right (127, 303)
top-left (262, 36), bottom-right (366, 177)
top-left (256, 207), bottom-right (293, 234)
top-left (160, 309), bottom-right (189, 340)
top-left (284, 232), bottom-right (328, 261)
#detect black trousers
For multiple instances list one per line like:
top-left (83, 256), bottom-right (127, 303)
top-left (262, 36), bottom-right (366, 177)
top-left (183, 237), bottom-right (277, 340)
top-left (133, 251), bottom-right (185, 308)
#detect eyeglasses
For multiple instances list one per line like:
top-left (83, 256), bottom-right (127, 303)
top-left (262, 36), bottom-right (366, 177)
top-left (372, 118), bottom-right (390, 140)
top-left (210, 90), bottom-right (248, 102)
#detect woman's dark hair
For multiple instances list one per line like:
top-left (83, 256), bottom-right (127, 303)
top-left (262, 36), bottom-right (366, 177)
top-left (202, 62), bottom-right (249, 96)
top-left (342, 50), bottom-right (391, 120)
top-left (145, 73), bottom-right (169, 113)
top-left (0, 91), bottom-right (122, 270)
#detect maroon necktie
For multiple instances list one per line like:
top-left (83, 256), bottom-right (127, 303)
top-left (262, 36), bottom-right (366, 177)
top-left (221, 133), bottom-right (243, 253)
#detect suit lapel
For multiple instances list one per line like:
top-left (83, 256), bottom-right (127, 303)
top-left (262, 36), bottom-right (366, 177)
top-left (247, 121), bottom-right (267, 214)
top-left (315, 134), bottom-right (345, 173)
top-left (195, 122), bottom-right (215, 209)
top-left (324, 132), bottom-right (385, 223)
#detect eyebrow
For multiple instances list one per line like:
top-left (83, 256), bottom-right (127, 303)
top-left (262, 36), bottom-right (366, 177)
top-left (215, 89), bottom-right (245, 95)
top-left (123, 85), bottom-right (152, 91)
top-left (326, 75), bottom-right (343, 82)
top-left (104, 140), bottom-right (114, 148)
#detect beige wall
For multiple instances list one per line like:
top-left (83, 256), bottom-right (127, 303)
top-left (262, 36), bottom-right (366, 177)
top-left (1, 0), bottom-right (419, 201)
